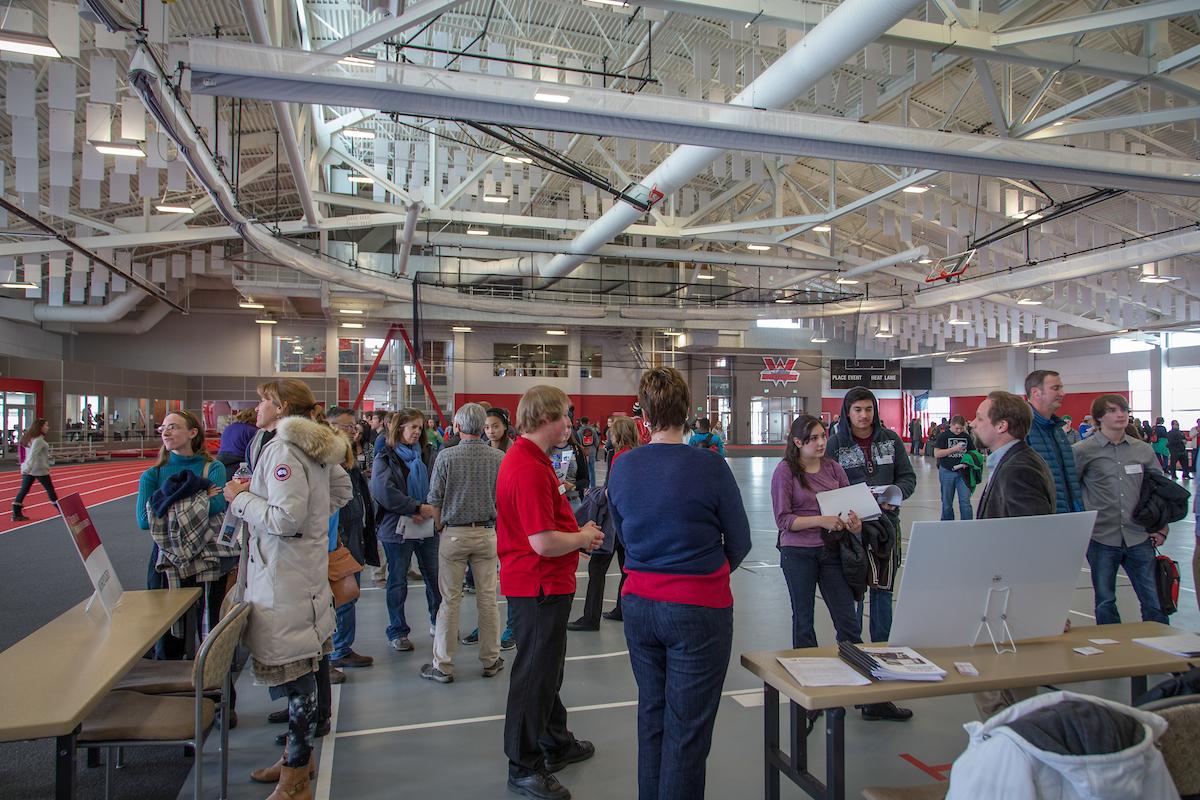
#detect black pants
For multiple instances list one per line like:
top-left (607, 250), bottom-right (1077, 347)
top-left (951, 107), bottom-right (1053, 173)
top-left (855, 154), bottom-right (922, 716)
top-left (611, 540), bottom-right (627, 616)
top-left (578, 550), bottom-right (614, 627)
top-left (13, 473), bottom-right (57, 508)
top-left (505, 593), bottom-right (575, 777)
top-left (1168, 450), bottom-right (1191, 478)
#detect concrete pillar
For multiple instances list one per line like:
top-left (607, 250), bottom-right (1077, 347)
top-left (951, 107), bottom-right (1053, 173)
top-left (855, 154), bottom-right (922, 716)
top-left (1005, 347), bottom-right (1030, 395)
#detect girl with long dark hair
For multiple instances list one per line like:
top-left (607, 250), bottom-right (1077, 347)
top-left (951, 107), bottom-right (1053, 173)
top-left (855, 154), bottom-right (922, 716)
top-left (12, 418), bottom-right (58, 520)
top-left (770, 414), bottom-right (862, 648)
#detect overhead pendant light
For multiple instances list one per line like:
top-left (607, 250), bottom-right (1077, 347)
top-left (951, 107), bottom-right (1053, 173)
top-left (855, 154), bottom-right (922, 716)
top-left (502, 155), bottom-right (533, 164)
top-left (546, 329), bottom-right (567, 335)
top-left (813, 225), bottom-right (832, 233)
top-left (902, 185), bottom-right (929, 194)
top-left (339, 308), bottom-right (364, 315)
top-left (341, 321), bottom-right (365, 329)
top-left (946, 303), bottom-right (970, 325)
top-left (1, 281), bottom-right (38, 290)
top-left (810, 335), bottom-right (829, 343)
top-left (339, 55), bottom-right (376, 67)
top-left (90, 140), bottom-right (146, 158)
top-left (466, 228), bottom-right (489, 236)
top-left (746, 244), bottom-right (772, 251)
top-left (238, 298), bottom-right (265, 309)
top-left (946, 356), bottom-right (967, 363)
top-left (155, 203), bottom-right (194, 214)
top-left (918, 257), bottom-right (933, 265)
top-left (451, 326), bottom-right (473, 332)
top-left (347, 175), bottom-right (374, 185)
top-left (483, 195), bottom-right (510, 204)
top-left (874, 330), bottom-right (894, 338)
top-left (255, 315), bottom-right (278, 325)
top-left (343, 129), bottom-right (376, 139)
top-left (534, 91), bottom-right (571, 103)
top-left (0, 30), bottom-right (61, 58)
top-left (1017, 297), bottom-right (1043, 305)
top-left (1028, 347), bottom-right (1058, 354)
top-left (835, 277), bottom-right (859, 285)
top-left (774, 297), bottom-right (794, 304)
top-left (696, 265), bottom-right (715, 280)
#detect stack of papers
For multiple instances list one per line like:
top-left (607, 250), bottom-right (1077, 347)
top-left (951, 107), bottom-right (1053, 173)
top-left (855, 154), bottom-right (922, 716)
top-left (776, 656), bottom-right (871, 687)
top-left (816, 482), bottom-right (883, 521)
top-left (1132, 633), bottom-right (1200, 657)
top-left (839, 642), bottom-right (947, 681)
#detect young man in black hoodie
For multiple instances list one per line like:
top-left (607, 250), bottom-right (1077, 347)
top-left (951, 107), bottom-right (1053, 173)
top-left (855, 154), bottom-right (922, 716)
top-left (828, 386), bottom-right (918, 722)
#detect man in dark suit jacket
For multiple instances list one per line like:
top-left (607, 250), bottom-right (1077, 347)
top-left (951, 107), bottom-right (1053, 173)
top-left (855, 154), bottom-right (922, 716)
top-left (970, 391), bottom-right (1056, 718)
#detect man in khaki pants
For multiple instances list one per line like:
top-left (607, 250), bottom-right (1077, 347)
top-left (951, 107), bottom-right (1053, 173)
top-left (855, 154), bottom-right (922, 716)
top-left (420, 403), bottom-right (506, 683)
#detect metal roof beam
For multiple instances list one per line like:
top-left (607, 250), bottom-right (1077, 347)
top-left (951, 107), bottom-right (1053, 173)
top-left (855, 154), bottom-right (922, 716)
top-left (994, 0), bottom-right (1200, 48)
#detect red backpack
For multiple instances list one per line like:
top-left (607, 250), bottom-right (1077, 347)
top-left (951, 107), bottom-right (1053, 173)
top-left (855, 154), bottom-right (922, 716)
top-left (1155, 547), bottom-right (1181, 615)
top-left (581, 428), bottom-right (595, 447)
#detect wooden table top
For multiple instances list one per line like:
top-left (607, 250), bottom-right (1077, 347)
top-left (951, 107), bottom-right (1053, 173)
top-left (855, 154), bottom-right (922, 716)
top-left (0, 589), bottom-right (201, 741)
top-left (740, 622), bottom-right (1192, 711)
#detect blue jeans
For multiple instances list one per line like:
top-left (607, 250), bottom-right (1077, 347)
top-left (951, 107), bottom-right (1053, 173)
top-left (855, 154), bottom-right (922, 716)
top-left (623, 594), bottom-right (732, 800)
top-left (1087, 538), bottom-right (1168, 625)
top-left (780, 546), bottom-right (862, 648)
top-left (331, 572), bottom-right (361, 659)
top-left (939, 467), bottom-right (973, 521)
top-left (382, 538), bottom-right (442, 641)
top-left (857, 587), bottom-right (893, 643)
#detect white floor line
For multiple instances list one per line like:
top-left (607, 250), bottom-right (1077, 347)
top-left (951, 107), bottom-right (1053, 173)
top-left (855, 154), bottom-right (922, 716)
top-left (313, 683), bottom-right (342, 800)
top-left (336, 687), bottom-right (767, 739)
top-left (565, 650), bottom-right (628, 661)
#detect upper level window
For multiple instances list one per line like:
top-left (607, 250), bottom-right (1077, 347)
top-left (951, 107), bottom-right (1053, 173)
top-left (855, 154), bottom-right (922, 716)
top-left (493, 343), bottom-right (568, 377)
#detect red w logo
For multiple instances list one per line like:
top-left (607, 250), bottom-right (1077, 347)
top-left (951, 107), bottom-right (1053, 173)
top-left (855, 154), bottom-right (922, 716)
top-left (761, 357), bottom-right (800, 386)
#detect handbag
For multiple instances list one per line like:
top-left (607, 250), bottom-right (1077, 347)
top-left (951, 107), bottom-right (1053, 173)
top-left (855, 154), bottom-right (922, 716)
top-left (328, 545), bottom-right (363, 608)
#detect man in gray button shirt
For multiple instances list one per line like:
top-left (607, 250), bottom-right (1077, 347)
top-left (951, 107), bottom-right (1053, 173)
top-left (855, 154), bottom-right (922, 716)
top-left (421, 403), bottom-right (506, 683)
top-left (1073, 394), bottom-right (1169, 626)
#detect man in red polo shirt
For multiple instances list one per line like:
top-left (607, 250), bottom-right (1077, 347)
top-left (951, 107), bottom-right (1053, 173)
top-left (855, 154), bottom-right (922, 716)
top-left (498, 385), bottom-right (604, 800)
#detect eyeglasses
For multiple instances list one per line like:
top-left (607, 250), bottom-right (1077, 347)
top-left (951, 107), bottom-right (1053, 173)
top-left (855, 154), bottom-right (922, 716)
top-left (158, 424), bottom-right (185, 433)
top-left (333, 422), bottom-right (357, 431)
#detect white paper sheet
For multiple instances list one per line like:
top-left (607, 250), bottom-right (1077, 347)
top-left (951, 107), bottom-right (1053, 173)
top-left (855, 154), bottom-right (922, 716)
top-left (777, 657), bottom-right (871, 687)
top-left (816, 482), bottom-right (882, 521)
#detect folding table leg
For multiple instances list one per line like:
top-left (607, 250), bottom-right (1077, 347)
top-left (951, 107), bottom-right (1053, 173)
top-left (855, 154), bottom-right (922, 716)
top-left (825, 707), bottom-right (846, 800)
top-left (764, 684), bottom-right (780, 800)
top-left (55, 728), bottom-right (79, 800)
top-left (1130, 675), bottom-right (1148, 703)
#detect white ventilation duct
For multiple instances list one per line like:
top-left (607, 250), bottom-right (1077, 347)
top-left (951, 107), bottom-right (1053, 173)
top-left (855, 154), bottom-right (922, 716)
top-left (32, 288), bottom-right (147, 323)
top-left (75, 301), bottom-right (172, 334)
top-left (913, 229), bottom-right (1200, 308)
top-left (839, 247), bottom-right (929, 279)
top-left (534, 0), bottom-right (924, 284)
top-left (619, 298), bottom-right (903, 321)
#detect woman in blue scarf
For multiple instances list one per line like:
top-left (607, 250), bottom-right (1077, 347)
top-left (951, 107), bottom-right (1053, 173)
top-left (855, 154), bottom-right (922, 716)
top-left (370, 408), bottom-right (441, 653)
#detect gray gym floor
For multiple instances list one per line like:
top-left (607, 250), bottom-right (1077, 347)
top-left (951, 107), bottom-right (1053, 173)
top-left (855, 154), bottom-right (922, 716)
top-left (1, 455), bottom-right (1195, 799)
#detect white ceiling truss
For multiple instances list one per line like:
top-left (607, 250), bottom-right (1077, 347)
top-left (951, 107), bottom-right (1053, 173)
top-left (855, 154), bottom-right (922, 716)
top-left (0, 0), bottom-right (1196, 357)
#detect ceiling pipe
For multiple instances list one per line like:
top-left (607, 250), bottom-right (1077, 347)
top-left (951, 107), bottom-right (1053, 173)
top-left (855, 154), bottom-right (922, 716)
top-left (913, 229), bottom-right (1200, 308)
top-left (838, 247), bottom-right (929, 280)
top-left (241, 0), bottom-right (320, 228)
top-left (532, 0), bottom-right (923, 286)
top-left (32, 288), bottom-right (147, 323)
top-left (395, 201), bottom-right (422, 276)
top-left (618, 298), bottom-right (904, 321)
top-left (74, 301), bottom-right (172, 334)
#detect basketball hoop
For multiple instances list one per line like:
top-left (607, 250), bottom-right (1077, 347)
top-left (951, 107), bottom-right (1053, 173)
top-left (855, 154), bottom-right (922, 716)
top-left (925, 249), bottom-right (976, 283)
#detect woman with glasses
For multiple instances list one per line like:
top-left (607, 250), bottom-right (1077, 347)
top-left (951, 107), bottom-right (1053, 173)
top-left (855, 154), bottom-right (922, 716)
top-left (136, 410), bottom-right (228, 659)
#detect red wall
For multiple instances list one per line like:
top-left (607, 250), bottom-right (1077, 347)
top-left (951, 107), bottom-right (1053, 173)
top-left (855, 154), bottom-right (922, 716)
top-left (946, 391), bottom-right (1129, 426)
top-left (0, 378), bottom-right (44, 417)
top-left (454, 393), bottom-right (637, 429)
top-left (949, 395), bottom-right (986, 422)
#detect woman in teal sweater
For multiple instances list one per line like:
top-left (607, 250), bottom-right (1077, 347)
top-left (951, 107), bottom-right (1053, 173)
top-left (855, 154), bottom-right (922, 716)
top-left (137, 410), bottom-right (227, 659)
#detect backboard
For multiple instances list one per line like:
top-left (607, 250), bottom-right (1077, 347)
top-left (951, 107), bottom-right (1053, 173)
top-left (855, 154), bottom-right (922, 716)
top-left (925, 249), bottom-right (976, 283)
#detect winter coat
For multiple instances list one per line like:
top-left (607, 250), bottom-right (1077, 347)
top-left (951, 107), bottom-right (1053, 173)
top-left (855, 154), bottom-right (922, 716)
top-left (1027, 407), bottom-right (1084, 513)
top-left (823, 514), bottom-right (896, 600)
top-left (827, 393), bottom-right (916, 534)
top-left (1133, 470), bottom-right (1192, 532)
top-left (231, 417), bottom-right (352, 672)
top-left (370, 442), bottom-right (435, 544)
top-left (947, 691), bottom-right (1178, 800)
top-left (339, 465), bottom-right (379, 567)
top-left (20, 436), bottom-right (50, 476)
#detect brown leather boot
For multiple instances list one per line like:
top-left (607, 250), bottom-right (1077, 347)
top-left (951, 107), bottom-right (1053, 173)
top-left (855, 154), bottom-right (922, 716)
top-left (250, 751), bottom-right (314, 783)
top-left (265, 761), bottom-right (312, 800)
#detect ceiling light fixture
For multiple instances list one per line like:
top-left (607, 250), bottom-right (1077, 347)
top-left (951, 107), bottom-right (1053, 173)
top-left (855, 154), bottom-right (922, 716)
top-left (451, 326), bottom-right (473, 332)
top-left (810, 336), bottom-right (829, 343)
top-left (466, 228), bottom-right (489, 236)
top-left (254, 316), bottom-right (277, 325)
top-left (902, 185), bottom-right (929, 194)
top-left (546, 329), bottom-right (567, 335)
top-left (586, 0), bottom-right (629, 6)
top-left (483, 195), bottom-right (509, 204)
top-left (1139, 275), bottom-right (1171, 284)
top-left (1017, 297), bottom-right (1043, 305)
top-left (154, 203), bottom-right (194, 214)
top-left (835, 277), bottom-right (859, 285)
top-left (0, 30), bottom-right (60, 58)
top-left (874, 331), bottom-right (894, 338)
top-left (347, 175), bottom-right (374, 184)
top-left (946, 356), bottom-right (967, 363)
top-left (774, 297), bottom-right (794, 304)
top-left (503, 155), bottom-right (534, 164)
top-left (696, 266), bottom-right (715, 280)
top-left (339, 55), bottom-right (376, 67)
top-left (90, 141), bottom-right (146, 158)
top-left (1028, 347), bottom-right (1058, 354)
top-left (1026, 212), bottom-right (1044, 221)
top-left (1, 281), bottom-right (38, 290)
top-left (746, 244), bottom-right (772, 251)
top-left (339, 309), bottom-right (364, 315)
top-left (813, 225), bottom-right (832, 232)
top-left (238, 299), bottom-right (265, 309)
top-left (918, 258), bottom-right (933, 265)
top-left (947, 318), bottom-right (971, 325)
top-left (534, 91), bottom-right (571, 103)
top-left (343, 129), bottom-right (375, 139)
top-left (340, 322), bottom-right (365, 329)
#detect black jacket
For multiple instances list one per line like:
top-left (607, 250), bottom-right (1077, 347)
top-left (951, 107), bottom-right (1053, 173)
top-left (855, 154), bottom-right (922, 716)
top-left (822, 514), bottom-right (895, 601)
top-left (976, 440), bottom-right (1055, 520)
top-left (1132, 470), bottom-right (1192, 532)
top-left (339, 465), bottom-right (379, 567)
top-left (827, 392), bottom-right (917, 531)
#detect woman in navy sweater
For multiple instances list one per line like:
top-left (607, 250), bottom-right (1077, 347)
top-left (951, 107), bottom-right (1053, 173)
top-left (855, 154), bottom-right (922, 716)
top-left (607, 367), bottom-right (752, 800)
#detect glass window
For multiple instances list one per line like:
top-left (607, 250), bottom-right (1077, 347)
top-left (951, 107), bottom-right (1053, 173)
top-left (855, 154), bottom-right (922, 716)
top-left (581, 346), bottom-right (603, 378)
top-left (1128, 368), bottom-right (1152, 421)
top-left (1111, 337), bottom-right (1155, 353)
top-left (493, 344), bottom-right (569, 377)
top-left (275, 334), bottom-right (327, 373)
top-left (1167, 332), bottom-right (1200, 349)
top-left (1166, 366), bottom-right (1200, 423)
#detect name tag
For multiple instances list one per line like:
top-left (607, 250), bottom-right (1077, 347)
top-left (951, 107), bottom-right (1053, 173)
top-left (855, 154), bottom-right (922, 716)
top-left (876, 454), bottom-right (893, 465)
top-left (1125, 463), bottom-right (1143, 475)
top-left (558, 483), bottom-right (566, 495)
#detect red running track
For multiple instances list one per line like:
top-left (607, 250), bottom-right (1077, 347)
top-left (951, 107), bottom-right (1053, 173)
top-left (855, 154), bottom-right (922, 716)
top-left (0, 459), bottom-right (154, 535)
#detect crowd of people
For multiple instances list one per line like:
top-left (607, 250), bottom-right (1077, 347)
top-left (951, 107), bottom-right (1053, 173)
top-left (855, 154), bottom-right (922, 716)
top-left (12, 364), bottom-right (1170, 800)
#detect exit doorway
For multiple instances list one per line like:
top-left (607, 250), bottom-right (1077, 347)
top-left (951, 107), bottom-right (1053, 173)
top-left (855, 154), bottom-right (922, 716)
top-left (749, 396), bottom-right (802, 445)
